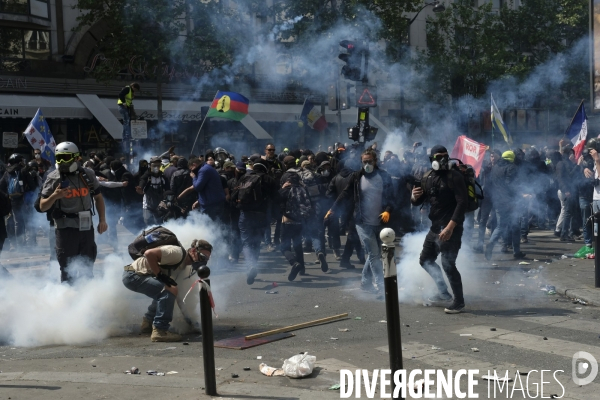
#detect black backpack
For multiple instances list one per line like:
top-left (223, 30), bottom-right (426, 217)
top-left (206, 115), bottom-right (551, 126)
top-left (234, 173), bottom-right (264, 210)
top-left (128, 226), bottom-right (187, 268)
top-left (422, 159), bottom-right (484, 213)
top-left (284, 185), bottom-right (313, 222)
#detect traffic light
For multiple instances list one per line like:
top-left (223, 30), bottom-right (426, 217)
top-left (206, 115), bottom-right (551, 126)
top-left (328, 83), bottom-right (337, 111)
top-left (339, 40), bottom-right (367, 81)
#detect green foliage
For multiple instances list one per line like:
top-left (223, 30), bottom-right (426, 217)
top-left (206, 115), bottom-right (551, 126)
top-left (418, 0), bottom-right (589, 106)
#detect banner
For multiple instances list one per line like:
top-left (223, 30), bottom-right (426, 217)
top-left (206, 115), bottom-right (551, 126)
top-left (450, 135), bottom-right (487, 177)
top-left (23, 108), bottom-right (56, 163)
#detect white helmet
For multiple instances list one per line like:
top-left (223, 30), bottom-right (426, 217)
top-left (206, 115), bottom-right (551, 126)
top-left (55, 141), bottom-right (79, 155)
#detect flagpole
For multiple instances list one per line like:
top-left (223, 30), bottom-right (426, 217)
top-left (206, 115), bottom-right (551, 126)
top-left (491, 94), bottom-right (494, 151)
top-left (190, 91), bottom-right (219, 158)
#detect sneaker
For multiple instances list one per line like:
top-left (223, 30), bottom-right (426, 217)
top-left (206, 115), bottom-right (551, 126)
top-left (288, 263), bottom-right (302, 281)
top-left (318, 252), bottom-right (328, 272)
top-left (151, 326), bottom-right (182, 342)
top-left (444, 302), bottom-right (465, 314)
top-left (587, 243), bottom-right (593, 248)
top-left (141, 317), bottom-right (152, 334)
top-left (299, 267), bottom-right (307, 276)
top-left (484, 245), bottom-right (493, 261)
top-left (339, 260), bottom-right (355, 269)
top-left (553, 230), bottom-right (561, 237)
top-left (334, 249), bottom-right (342, 261)
top-left (513, 252), bottom-right (527, 259)
top-left (246, 267), bottom-right (258, 285)
top-left (428, 293), bottom-right (453, 303)
top-left (520, 237), bottom-right (528, 244)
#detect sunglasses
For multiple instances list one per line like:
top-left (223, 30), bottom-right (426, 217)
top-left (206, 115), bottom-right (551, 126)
top-left (55, 153), bottom-right (76, 164)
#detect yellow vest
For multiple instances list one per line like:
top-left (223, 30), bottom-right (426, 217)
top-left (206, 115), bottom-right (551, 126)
top-left (117, 86), bottom-right (134, 107)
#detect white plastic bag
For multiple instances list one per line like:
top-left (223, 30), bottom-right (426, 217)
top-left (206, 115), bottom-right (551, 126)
top-left (282, 353), bottom-right (316, 378)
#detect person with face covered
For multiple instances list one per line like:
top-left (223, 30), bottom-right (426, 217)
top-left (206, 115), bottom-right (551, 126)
top-left (138, 157), bottom-right (168, 227)
top-left (327, 149), bottom-right (394, 295)
top-left (225, 162), bottom-right (247, 262)
top-left (410, 145), bottom-right (468, 314)
top-left (39, 142), bottom-right (107, 283)
top-left (485, 150), bottom-right (526, 260)
top-left (0, 154), bottom-right (36, 250)
top-left (122, 238), bottom-right (212, 342)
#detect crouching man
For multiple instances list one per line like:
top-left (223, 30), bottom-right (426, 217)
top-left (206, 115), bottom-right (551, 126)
top-left (122, 239), bottom-right (213, 342)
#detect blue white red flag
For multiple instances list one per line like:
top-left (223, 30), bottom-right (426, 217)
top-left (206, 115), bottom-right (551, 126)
top-left (565, 102), bottom-right (587, 160)
top-left (23, 108), bottom-right (56, 163)
top-left (300, 99), bottom-right (327, 131)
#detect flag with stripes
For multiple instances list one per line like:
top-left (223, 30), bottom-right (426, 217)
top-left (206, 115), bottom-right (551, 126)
top-left (491, 94), bottom-right (512, 145)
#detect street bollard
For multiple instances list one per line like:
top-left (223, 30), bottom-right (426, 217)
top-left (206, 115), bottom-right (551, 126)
top-left (198, 266), bottom-right (217, 396)
top-left (380, 228), bottom-right (404, 400)
top-left (595, 212), bottom-right (600, 288)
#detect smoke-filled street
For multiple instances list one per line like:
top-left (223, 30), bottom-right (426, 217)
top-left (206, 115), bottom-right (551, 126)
top-left (1, 224), bottom-right (600, 399)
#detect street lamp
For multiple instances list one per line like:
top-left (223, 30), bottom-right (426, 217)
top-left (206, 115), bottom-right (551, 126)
top-left (408, 1), bottom-right (446, 26)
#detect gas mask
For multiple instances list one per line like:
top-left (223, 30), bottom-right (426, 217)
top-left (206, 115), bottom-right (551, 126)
top-left (431, 155), bottom-right (449, 171)
top-left (191, 252), bottom-right (210, 278)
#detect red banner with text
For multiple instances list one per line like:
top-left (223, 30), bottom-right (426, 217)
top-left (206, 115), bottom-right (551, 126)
top-left (450, 135), bottom-right (487, 177)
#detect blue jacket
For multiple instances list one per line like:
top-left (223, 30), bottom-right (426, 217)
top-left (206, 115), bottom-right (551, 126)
top-left (193, 163), bottom-right (225, 210)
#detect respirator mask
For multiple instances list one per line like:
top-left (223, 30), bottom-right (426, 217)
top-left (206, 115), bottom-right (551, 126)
top-left (151, 166), bottom-right (160, 175)
top-left (363, 161), bottom-right (375, 174)
top-left (191, 251), bottom-right (210, 278)
top-left (430, 154), bottom-right (449, 171)
top-left (321, 169), bottom-right (330, 177)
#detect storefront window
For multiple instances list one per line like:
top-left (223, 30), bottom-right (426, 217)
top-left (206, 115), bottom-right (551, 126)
top-left (0, 0), bottom-right (28, 15)
top-left (24, 29), bottom-right (50, 59)
top-left (0, 27), bottom-right (24, 59)
top-left (0, 0), bottom-right (49, 18)
top-left (0, 27), bottom-right (50, 61)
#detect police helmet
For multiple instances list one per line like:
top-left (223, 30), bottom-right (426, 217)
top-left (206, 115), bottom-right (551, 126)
top-left (8, 153), bottom-right (23, 164)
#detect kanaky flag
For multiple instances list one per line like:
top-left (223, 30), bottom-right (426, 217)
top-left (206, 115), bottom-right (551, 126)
top-left (23, 108), bottom-right (56, 163)
top-left (300, 99), bottom-right (327, 131)
top-left (565, 101), bottom-right (588, 160)
top-left (206, 91), bottom-right (249, 121)
top-left (450, 135), bottom-right (487, 177)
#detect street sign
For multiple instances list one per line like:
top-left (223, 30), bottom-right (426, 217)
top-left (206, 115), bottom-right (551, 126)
top-left (130, 120), bottom-right (147, 139)
top-left (356, 86), bottom-right (377, 108)
top-left (3, 132), bottom-right (18, 148)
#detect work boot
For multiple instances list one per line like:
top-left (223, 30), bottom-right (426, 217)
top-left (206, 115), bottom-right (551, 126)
top-left (317, 252), bottom-right (328, 272)
top-left (151, 326), bottom-right (182, 342)
top-left (141, 317), bottom-right (152, 334)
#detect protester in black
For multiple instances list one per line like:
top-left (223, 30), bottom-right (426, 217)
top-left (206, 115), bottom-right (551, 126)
top-left (411, 145), bottom-right (468, 314)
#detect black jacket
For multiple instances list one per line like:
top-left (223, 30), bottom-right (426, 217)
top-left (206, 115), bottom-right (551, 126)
top-left (489, 158), bottom-right (519, 209)
top-left (331, 167), bottom-right (394, 225)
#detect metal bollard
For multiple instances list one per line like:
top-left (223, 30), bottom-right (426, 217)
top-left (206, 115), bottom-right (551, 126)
top-left (198, 266), bottom-right (217, 396)
top-left (380, 228), bottom-right (404, 400)
top-left (595, 212), bottom-right (600, 288)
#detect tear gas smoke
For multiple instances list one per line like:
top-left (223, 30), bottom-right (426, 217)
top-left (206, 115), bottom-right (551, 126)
top-left (0, 212), bottom-right (228, 347)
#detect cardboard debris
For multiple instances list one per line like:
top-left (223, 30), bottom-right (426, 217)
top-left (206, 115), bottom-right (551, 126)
top-left (259, 363), bottom-right (285, 377)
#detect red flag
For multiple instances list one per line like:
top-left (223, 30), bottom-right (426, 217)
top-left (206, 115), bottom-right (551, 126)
top-left (450, 135), bottom-right (487, 176)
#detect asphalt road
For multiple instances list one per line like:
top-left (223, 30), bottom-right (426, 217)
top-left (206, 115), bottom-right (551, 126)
top-left (1, 224), bottom-right (600, 399)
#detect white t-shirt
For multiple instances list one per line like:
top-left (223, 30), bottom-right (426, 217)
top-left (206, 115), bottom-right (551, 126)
top-left (594, 165), bottom-right (600, 201)
top-left (130, 245), bottom-right (186, 274)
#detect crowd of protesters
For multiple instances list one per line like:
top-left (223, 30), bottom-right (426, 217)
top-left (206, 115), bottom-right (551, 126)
top-left (0, 136), bottom-right (594, 292)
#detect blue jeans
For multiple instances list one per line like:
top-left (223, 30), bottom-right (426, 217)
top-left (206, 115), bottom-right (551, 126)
top-left (558, 191), bottom-right (577, 239)
top-left (488, 206), bottom-right (521, 255)
top-left (355, 224), bottom-right (383, 288)
top-left (122, 271), bottom-right (176, 331)
top-left (239, 211), bottom-right (266, 270)
top-left (580, 197), bottom-right (592, 245)
top-left (303, 217), bottom-right (323, 254)
top-left (119, 105), bottom-right (131, 139)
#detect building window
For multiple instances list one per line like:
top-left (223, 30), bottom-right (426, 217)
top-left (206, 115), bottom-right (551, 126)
top-left (0, 27), bottom-right (50, 60)
top-left (0, 0), bottom-right (49, 19)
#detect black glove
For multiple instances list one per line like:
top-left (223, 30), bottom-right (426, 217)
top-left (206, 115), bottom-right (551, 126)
top-left (156, 271), bottom-right (177, 287)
